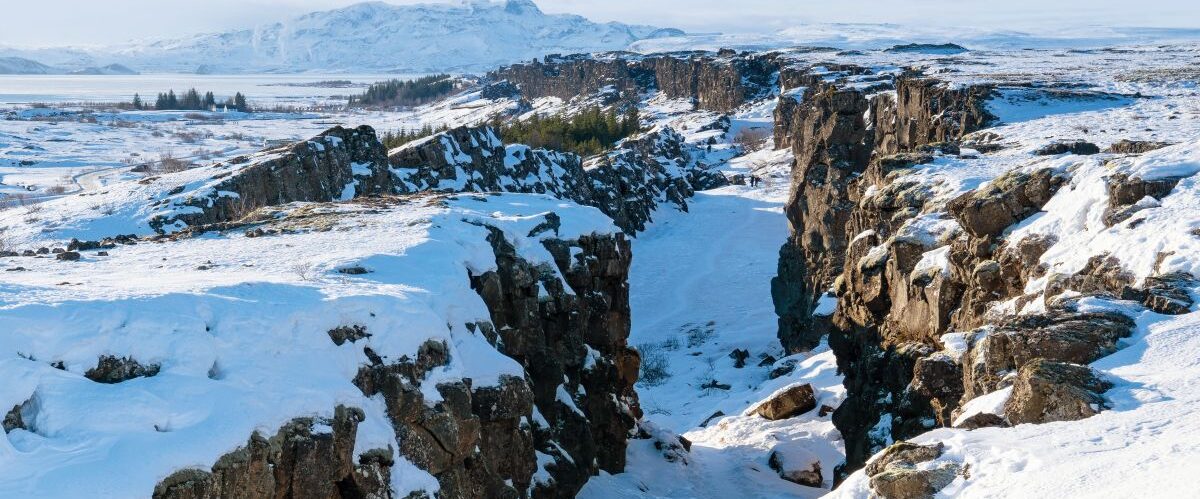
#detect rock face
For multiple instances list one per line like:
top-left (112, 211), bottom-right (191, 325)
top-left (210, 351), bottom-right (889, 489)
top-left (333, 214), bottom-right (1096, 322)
top-left (390, 125), bottom-right (725, 233)
top-left (489, 51), bottom-right (779, 113)
top-left (154, 406), bottom-right (391, 499)
top-left (469, 223), bottom-right (641, 498)
top-left (388, 125), bottom-right (593, 203)
top-left (149, 126), bottom-right (394, 233)
top-left (151, 122), bottom-right (724, 236)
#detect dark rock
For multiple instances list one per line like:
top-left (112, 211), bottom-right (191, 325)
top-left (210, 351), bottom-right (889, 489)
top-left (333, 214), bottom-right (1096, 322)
top-left (327, 325), bottom-right (371, 346)
top-left (728, 349), bottom-right (750, 368)
top-left (1103, 173), bottom-right (1183, 226)
top-left (701, 380), bottom-right (732, 390)
top-left (947, 168), bottom-right (1064, 239)
top-left (769, 359), bottom-right (797, 379)
top-left (953, 412), bottom-right (1008, 430)
top-left (884, 43), bottom-right (968, 54)
top-left (337, 266), bottom-right (370, 275)
top-left (85, 355), bottom-right (161, 383)
top-left (1138, 272), bottom-right (1195, 315)
top-left (755, 383), bottom-right (817, 420)
top-left (153, 406), bottom-right (390, 499)
top-left (1106, 139), bottom-right (1171, 154)
top-left (149, 125), bottom-right (395, 233)
top-left (1033, 140), bottom-right (1100, 156)
top-left (909, 353), bottom-right (964, 426)
top-left (758, 354), bottom-right (777, 367)
top-left (1004, 359), bottom-right (1112, 425)
top-left (699, 410), bottom-right (726, 427)
top-left (818, 404), bottom-right (835, 417)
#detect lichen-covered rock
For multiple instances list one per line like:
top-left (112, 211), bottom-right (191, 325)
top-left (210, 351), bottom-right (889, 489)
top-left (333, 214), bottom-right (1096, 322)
top-left (947, 168), bottom-right (1064, 239)
top-left (961, 309), bottom-right (1132, 401)
top-left (1004, 359), bottom-right (1112, 425)
top-left (754, 383), bottom-right (817, 420)
top-left (871, 77), bottom-right (995, 156)
top-left (1134, 272), bottom-right (1195, 315)
top-left (865, 441), bottom-right (960, 499)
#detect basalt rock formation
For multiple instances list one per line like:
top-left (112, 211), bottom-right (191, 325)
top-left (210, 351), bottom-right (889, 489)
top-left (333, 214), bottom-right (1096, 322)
top-left (468, 223), bottom-right (641, 498)
top-left (149, 126), bottom-right (394, 233)
top-left (489, 51), bottom-right (780, 113)
top-left (390, 124), bottom-right (726, 233)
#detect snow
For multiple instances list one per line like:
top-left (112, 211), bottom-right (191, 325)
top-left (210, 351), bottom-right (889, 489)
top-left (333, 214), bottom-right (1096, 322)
top-left (0, 193), bottom-right (617, 498)
top-left (952, 387), bottom-right (1013, 427)
top-left (0, 1), bottom-right (672, 75)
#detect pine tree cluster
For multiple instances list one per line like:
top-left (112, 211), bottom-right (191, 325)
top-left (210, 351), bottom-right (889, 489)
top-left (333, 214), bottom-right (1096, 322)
top-left (494, 106), bottom-right (640, 157)
top-left (135, 89), bottom-right (249, 112)
top-left (380, 123), bottom-right (452, 150)
top-left (349, 75), bottom-right (457, 107)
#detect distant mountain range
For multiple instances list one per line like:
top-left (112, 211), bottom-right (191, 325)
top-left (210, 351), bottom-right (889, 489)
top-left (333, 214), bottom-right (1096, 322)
top-left (0, 0), bottom-right (681, 75)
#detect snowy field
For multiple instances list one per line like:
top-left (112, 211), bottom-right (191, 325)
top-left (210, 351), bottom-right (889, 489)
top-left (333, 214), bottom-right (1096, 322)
top-left (2, 37), bottom-right (1200, 498)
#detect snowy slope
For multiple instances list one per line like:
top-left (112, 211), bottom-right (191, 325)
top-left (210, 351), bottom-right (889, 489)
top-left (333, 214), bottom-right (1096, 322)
top-left (0, 0), bottom-right (674, 74)
top-left (0, 193), bottom-right (617, 497)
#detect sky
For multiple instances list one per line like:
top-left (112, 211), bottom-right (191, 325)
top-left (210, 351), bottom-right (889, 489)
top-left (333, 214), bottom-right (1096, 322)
top-left (2, 0), bottom-right (1199, 47)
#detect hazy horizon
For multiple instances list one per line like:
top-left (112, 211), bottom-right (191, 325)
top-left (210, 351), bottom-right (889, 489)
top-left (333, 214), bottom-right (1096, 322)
top-left (2, 0), bottom-right (1198, 48)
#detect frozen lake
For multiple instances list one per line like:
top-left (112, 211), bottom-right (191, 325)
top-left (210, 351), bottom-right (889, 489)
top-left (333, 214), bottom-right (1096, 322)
top-left (0, 73), bottom-right (424, 106)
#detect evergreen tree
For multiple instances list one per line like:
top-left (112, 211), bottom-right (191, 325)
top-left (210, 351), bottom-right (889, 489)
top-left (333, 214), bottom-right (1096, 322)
top-left (233, 93), bottom-right (248, 112)
top-left (203, 91), bottom-right (215, 110)
top-left (166, 90), bottom-right (178, 109)
top-left (132, 93), bottom-right (143, 110)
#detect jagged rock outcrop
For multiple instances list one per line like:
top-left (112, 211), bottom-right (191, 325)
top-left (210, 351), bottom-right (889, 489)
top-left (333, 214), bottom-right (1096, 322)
top-left (390, 125), bottom-right (725, 233)
top-left (489, 51), bottom-right (780, 113)
top-left (871, 77), bottom-right (995, 156)
top-left (154, 406), bottom-right (392, 499)
top-left (767, 74), bottom-right (1009, 479)
top-left (1106, 139), bottom-right (1172, 154)
top-left (1103, 172), bottom-right (1183, 226)
top-left (469, 222), bottom-right (641, 498)
top-left (772, 85), bottom-right (874, 354)
top-left (1034, 139), bottom-right (1100, 156)
top-left (149, 126), bottom-right (394, 233)
top-left (388, 126), bottom-right (592, 203)
top-left (585, 127), bottom-right (727, 232)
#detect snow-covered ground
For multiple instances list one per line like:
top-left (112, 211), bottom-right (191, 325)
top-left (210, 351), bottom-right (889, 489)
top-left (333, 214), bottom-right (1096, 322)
top-left (0, 193), bottom-right (615, 497)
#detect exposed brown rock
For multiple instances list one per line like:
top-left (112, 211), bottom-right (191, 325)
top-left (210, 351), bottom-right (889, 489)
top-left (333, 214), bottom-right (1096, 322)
top-left (755, 384), bottom-right (817, 420)
top-left (865, 441), bottom-right (960, 499)
top-left (153, 406), bottom-right (391, 499)
top-left (1004, 359), bottom-right (1112, 425)
top-left (1106, 139), bottom-right (1171, 154)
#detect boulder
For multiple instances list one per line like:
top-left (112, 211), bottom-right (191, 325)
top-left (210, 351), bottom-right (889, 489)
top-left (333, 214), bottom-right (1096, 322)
top-left (768, 442), bottom-right (823, 487)
top-left (755, 383), bottom-right (817, 420)
top-left (1005, 359), bottom-right (1111, 425)
top-left (85, 355), bottom-right (160, 383)
top-left (56, 251), bottom-right (81, 261)
top-left (1034, 140), bottom-right (1100, 156)
top-left (865, 442), bottom-right (960, 499)
top-left (1106, 139), bottom-right (1171, 154)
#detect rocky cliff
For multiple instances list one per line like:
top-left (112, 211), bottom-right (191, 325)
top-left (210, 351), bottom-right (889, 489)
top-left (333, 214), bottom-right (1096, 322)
top-left (489, 51), bottom-right (780, 113)
top-left (389, 125), bottom-right (726, 233)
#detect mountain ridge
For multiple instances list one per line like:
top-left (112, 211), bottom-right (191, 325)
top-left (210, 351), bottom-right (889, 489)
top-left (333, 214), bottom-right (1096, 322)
top-left (0, 0), bottom-right (677, 74)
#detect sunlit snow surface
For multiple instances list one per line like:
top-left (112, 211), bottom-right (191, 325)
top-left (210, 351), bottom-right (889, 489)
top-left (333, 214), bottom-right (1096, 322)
top-left (2, 36), bottom-right (1200, 499)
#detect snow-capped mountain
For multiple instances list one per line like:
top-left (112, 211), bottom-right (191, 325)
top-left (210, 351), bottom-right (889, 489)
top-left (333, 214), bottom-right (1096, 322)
top-left (0, 0), bottom-right (676, 74)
